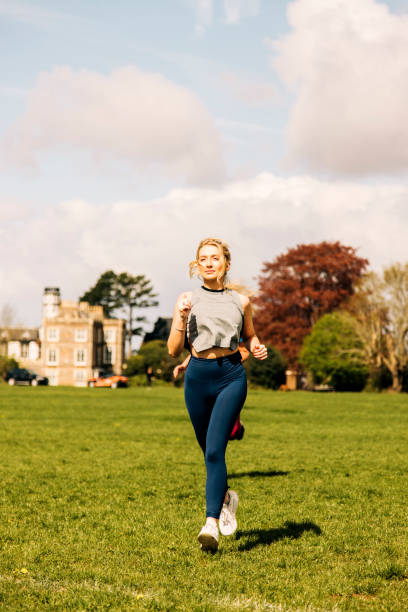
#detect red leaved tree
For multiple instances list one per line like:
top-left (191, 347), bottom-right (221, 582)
top-left (253, 242), bottom-right (369, 366)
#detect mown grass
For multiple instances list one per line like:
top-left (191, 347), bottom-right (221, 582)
top-left (0, 386), bottom-right (407, 611)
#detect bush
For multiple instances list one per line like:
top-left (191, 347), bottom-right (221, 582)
top-left (367, 366), bottom-right (393, 391)
top-left (138, 340), bottom-right (188, 384)
top-left (124, 355), bottom-right (145, 376)
top-left (128, 374), bottom-right (147, 387)
top-left (329, 364), bottom-right (369, 392)
top-left (138, 340), bottom-right (173, 382)
top-left (245, 344), bottom-right (286, 389)
top-left (0, 356), bottom-right (18, 381)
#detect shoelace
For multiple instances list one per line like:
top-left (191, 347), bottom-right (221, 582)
top-left (205, 521), bottom-right (218, 533)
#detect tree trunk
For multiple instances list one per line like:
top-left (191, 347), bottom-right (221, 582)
top-left (391, 371), bottom-right (402, 393)
top-left (127, 305), bottom-right (133, 359)
top-left (384, 335), bottom-right (401, 392)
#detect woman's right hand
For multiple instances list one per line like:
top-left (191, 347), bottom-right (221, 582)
top-left (177, 293), bottom-right (191, 320)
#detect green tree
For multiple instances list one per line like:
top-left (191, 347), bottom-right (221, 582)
top-left (80, 271), bottom-right (158, 357)
top-left (245, 344), bottom-right (287, 389)
top-left (115, 273), bottom-right (158, 358)
top-left (381, 264), bottom-right (408, 391)
top-left (344, 272), bottom-right (387, 372)
top-left (346, 264), bottom-right (408, 392)
top-left (0, 356), bottom-right (18, 380)
top-left (300, 312), bottom-right (368, 390)
top-left (79, 270), bottom-right (119, 317)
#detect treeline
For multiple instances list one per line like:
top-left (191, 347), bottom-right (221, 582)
top-left (82, 241), bottom-right (408, 392)
top-left (124, 340), bottom-right (287, 390)
top-left (253, 242), bottom-right (408, 392)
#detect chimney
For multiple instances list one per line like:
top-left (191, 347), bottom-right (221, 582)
top-left (43, 287), bottom-right (61, 319)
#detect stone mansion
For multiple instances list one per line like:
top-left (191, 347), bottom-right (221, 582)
top-left (0, 288), bottom-right (126, 386)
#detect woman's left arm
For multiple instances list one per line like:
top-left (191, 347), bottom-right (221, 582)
top-left (240, 296), bottom-right (268, 360)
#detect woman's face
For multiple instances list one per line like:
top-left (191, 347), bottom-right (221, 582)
top-left (197, 244), bottom-right (227, 282)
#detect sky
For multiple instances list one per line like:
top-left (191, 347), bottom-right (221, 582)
top-left (1, 0), bottom-right (408, 330)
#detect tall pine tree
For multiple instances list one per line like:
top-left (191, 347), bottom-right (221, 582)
top-left (80, 271), bottom-right (158, 356)
top-left (80, 270), bottom-right (119, 317)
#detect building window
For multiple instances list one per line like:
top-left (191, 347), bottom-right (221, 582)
top-left (75, 329), bottom-right (88, 342)
top-left (21, 343), bottom-right (29, 358)
top-left (97, 346), bottom-right (103, 366)
top-left (74, 369), bottom-right (87, 387)
top-left (47, 328), bottom-right (59, 341)
top-left (47, 349), bottom-right (58, 364)
top-left (75, 349), bottom-right (87, 365)
top-left (47, 373), bottom-right (58, 386)
top-left (28, 341), bottom-right (40, 360)
top-left (105, 329), bottom-right (116, 342)
top-left (8, 341), bottom-right (20, 358)
top-left (104, 345), bottom-right (112, 364)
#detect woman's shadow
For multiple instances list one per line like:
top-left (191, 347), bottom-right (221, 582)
top-left (228, 470), bottom-right (321, 550)
top-left (229, 470), bottom-right (289, 479)
top-left (236, 521), bottom-right (322, 552)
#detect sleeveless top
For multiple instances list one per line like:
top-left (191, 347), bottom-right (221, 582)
top-left (187, 286), bottom-right (244, 353)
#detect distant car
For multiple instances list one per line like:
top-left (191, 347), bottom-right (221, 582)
top-left (87, 373), bottom-right (128, 388)
top-left (6, 368), bottom-right (49, 386)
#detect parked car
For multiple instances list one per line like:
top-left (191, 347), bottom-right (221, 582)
top-left (87, 373), bottom-right (128, 388)
top-left (5, 368), bottom-right (49, 386)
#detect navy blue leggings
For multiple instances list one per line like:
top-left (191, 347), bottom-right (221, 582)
top-left (184, 352), bottom-right (247, 518)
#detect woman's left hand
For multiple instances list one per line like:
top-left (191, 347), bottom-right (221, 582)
top-left (173, 363), bottom-right (186, 379)
top-left (252, 344), bottom-right (267, 360)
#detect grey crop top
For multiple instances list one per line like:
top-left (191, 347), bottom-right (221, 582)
top-left (187, 286), bottom-right (244, 353)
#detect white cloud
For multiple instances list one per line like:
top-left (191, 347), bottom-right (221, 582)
top-left (0, 198), bottom-right (30, 221)
top-left (194, 0), bottom-right (213, 34)
top-left (216, 117), bottom-right (278, 134)
top-left (219, 71), bottom-right (279, 106)
top-left (2, 173), bottom-right (407, 327)
top-left (267, 0), bottom-right (408, 175)
top-left (223, 0), bottom-right (260, 24)
top-left (192, 0), bottom-right (260, 32)
top-left (1, 66), bottom-right (225, 185)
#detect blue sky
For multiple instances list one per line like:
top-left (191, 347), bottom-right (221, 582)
top-left (1, 0), bottom-right (408, 328)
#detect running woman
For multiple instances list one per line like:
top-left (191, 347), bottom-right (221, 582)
top-left (173, 343), bottom-right (249, 441)
top-left (167, 238), bottom-right (267, 551)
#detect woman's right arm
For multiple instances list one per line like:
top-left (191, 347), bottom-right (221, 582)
top-left (167, 292), bottom-right (192, 357)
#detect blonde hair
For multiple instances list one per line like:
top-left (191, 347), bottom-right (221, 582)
top-left (189, 237), bottom-right (252, 295)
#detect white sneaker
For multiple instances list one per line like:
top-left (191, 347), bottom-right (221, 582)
top-left (219, 490), bottom-right (239, 536)
top-left (198, 520), bottom-right (219, 551)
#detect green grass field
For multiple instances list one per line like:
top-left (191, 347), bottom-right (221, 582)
top-left (0, 386), bottom-right (407, 611)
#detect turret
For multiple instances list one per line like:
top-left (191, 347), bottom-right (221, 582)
top-left (43, 287), bottom-right (61, 319)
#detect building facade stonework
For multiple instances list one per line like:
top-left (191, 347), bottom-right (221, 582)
top-left (41, 288), bottom-right (125, 386)
top-left (0, 328), bottom-right (40, 372)
top-left (1, 288), bottom-right (126, 387)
